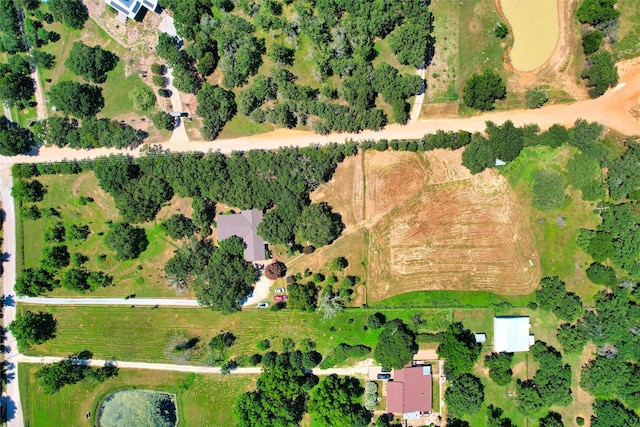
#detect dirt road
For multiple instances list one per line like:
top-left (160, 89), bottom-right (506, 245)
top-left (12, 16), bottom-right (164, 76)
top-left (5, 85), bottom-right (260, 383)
top-left (3, 57), bottom-right (639, 167)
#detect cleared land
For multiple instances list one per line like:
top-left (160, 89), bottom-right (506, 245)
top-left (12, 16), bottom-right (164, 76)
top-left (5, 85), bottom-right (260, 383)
top-left (19, 364), bottom-right (256, 427)
top-left (500, 0), bottom-right (559, 72)
top-left (312, 150), bottom-right (540, 303)
top-left (16, 172), bottom-right (188, 298)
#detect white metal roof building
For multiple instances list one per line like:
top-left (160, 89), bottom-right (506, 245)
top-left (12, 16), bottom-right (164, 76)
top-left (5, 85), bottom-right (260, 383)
top-left (105, 0), bottom-right (157, 21)
top-left (493, 316), bottom-right (534, 352)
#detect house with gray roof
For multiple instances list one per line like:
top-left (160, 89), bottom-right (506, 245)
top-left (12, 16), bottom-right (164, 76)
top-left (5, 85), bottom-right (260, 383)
top-left (105, 0), bottom-right (157, 21)
top-left (217, 209), bottom-right (267, 262)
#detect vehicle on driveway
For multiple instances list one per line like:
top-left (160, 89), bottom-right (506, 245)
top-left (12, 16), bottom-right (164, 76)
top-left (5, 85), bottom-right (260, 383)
top-left (258, 302), bottom-right (269, 308)
top-left (274, 295), bottom-right (288, 302)
top-left (275, 288), bottom-right (285, 293)
top-left (377, 373), bottom-right (391, 380)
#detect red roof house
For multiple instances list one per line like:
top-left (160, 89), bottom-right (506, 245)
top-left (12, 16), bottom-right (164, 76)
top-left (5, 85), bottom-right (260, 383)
top-left (386, 366), bottom-right (432, 418)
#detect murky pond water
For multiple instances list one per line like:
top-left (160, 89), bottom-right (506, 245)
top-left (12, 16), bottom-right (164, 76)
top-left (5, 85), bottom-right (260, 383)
top-left (98, 390), bottom-right (177, 427)
top-left (500, 0), bottom-right (560, 71)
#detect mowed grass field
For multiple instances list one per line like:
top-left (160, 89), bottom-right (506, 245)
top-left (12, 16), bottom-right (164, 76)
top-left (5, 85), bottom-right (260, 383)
top-left (19, 305), bottom-right (448, 363)
top-left (16, 172), bottom-right (189, 298)
top-left (19, 364), bottom-right (256, 427)
top-left (311, 149), bottom-right (540, 304)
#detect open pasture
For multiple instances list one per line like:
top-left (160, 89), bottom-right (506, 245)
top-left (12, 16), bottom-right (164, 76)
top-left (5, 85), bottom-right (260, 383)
top-left (312, 150), bottom-right (540, 304)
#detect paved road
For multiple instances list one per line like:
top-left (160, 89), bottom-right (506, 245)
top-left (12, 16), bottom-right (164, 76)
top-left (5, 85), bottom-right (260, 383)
top-left (16, 355), bottom-right (371, 377)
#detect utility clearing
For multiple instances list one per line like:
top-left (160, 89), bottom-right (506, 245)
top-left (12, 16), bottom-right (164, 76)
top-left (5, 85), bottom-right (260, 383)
top-left (312, 150), bottom-right (540, 302)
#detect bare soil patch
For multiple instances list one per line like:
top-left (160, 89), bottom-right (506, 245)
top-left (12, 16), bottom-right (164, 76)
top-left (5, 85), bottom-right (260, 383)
top-left (312, 150), bottom-right (540, 303)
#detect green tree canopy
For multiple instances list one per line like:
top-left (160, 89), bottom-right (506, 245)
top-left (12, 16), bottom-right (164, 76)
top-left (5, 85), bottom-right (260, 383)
top-left (576, 0), bottom-right (620, 26)
top-left (582, 51), bottom-right (619, 98)
top-left (234, 352), bottom-right (312, 426)
top-left (591, 399), bottom-right (640, 427)
top-left (193, 236), bottom-right (259, 313)
top-left (15, 268), bottom-right (57, 297)
top-left (195, 84), bottom-right (237, 140)
top-left (389, 11), bottom-right (435, 68)
top-left (104, 222), bottom-right (149, 261)
top-left (11, 179), bottom-right (45, 202)
top-left (0, 58), bottom-right (33, 107)
top-left (436, 322), bottom-right (482, 378)
top-left (161, 214), bottom-right (196, 240)
top-left (463, 69), bottom-right (506, 111)
top-left (445, 374), bottom-right (485, 417)
top-left (48, 81), bottom-right (104, 117)
top-left (10, 311), bottom-right (57, 350)
top-left (309, 375), bottom-right (370, 427)
top-left (539, 412), bottom-right (565, 427)
top-left (295, 202), bottom-right (344, 248)
top-left (373, 319), bottom-right (417, 370)
top-left (0, 116), bottom-right (36, 156)
top-left (484, 352), bottom-right (514, 386)
top-left (65, 42), bottom-right (119, 83)
top-left (48, 0), bottom-right (89, 29)
top-left (535, 276), bottom-right (583, 322)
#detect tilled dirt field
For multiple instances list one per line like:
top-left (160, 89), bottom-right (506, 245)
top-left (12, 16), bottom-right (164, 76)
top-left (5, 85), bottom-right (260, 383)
top-left (313, 149), bottom-right (540, 302)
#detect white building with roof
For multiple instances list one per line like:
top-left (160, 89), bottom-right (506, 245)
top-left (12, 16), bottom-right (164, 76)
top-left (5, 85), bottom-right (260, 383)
top-left (493, 316), bottom-right (534, 352)
top-left (105, 0), bottom-right (157, 21)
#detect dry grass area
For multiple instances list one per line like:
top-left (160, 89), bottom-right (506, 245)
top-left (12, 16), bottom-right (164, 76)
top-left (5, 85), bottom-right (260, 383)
top-left (312, 150), bottom-right (540, 303)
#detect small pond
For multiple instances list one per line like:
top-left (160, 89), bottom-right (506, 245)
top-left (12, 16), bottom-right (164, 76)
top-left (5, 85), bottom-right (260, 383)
top-left (98, 390), bottom-right (178, 427)
top-left (500, 0), bottom-right (560, 72)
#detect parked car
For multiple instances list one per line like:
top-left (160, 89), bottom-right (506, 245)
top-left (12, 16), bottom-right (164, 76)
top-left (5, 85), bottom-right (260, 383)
top-left (258, 302), bottom-right (269, 308)
top-left (377, 373), bottom-right (391, 380)
top-left (274, 295), bottom-right (288, 302)
top-left (275, 288), bottom-right (286, 293)
top-left (381, 368), bottom-right (392, 373)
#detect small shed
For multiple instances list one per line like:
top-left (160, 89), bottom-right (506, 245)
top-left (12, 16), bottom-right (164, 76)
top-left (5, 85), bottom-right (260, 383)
top-left (475, 333), bottom-right (486, 343)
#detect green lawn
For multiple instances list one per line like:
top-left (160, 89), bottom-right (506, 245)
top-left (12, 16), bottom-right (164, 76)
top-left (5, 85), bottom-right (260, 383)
top-left (21, 305), bottom-right (456, 364)
top-left (16, 172), bottom-right (185, 298)
top-left (19, 364), bottom-right (256, 427)
top-left (372, 290), bottom-right (532, 310)
top-left (501, 146), bottom-right (602, 305)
